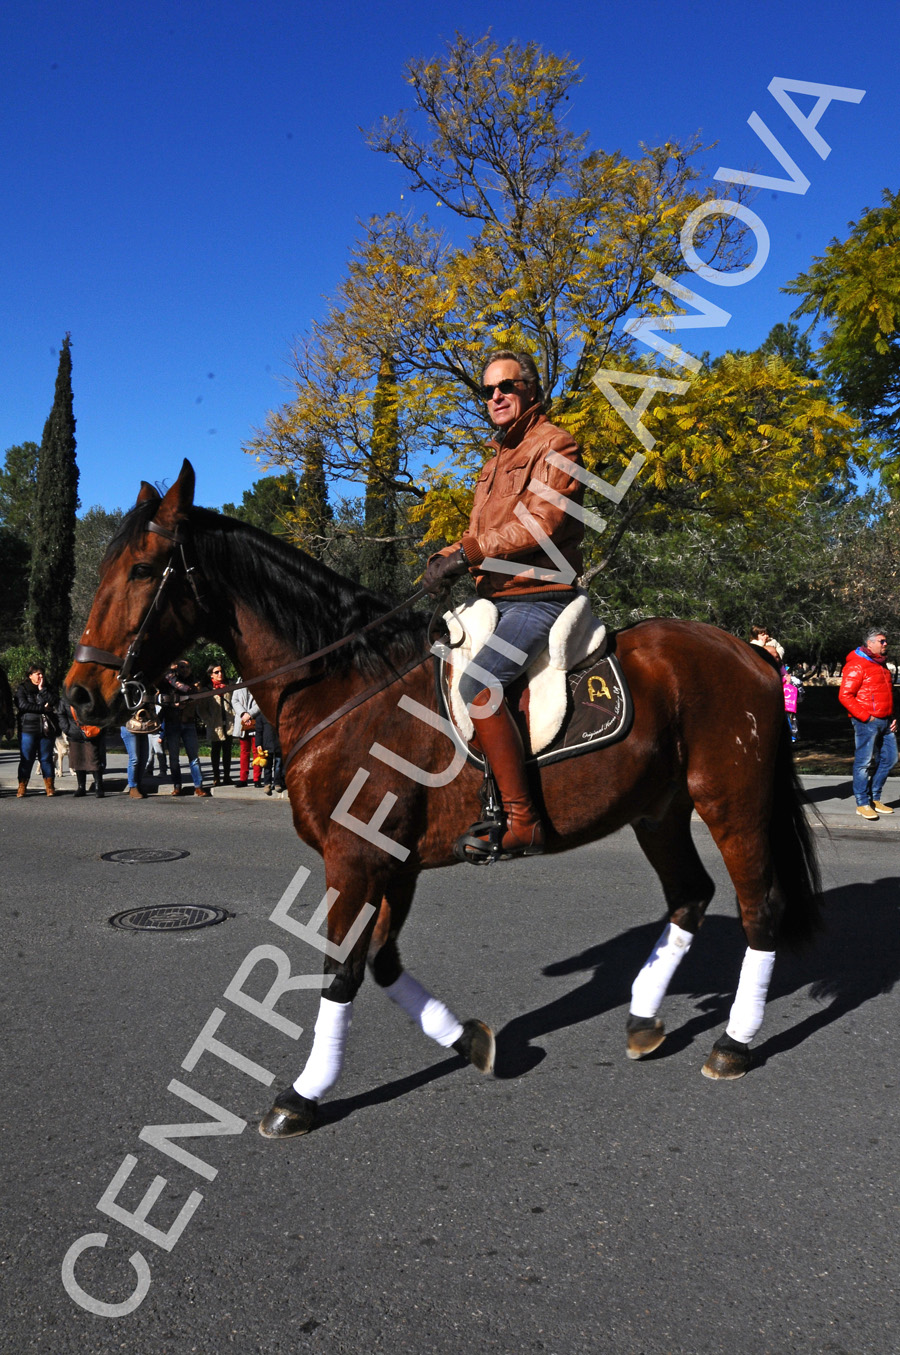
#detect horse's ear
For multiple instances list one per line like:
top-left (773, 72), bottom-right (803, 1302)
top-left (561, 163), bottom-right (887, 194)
top-left (136, 481), bottom-right (159, 506)
top-left (155, 460), bottom-right (196, 528)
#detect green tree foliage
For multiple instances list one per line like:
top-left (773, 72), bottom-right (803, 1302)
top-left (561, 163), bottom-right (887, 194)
top-left (598, 489), bottom-right (864, 664)
top-left (0, 441), bottom-right (40, 543)
top-left (287, 438), bottom-right (334, 555)
top-left (588, 324), bottom-right (859, 656)
top-left (786, 188), bottom-right (900, 463)
top-left (27, 336), bottom-right (80, 682)
top-left (758, 322), bottom-right (819, 379)
top-left (222, 471), bottom-right (301, 536)
top-left (359, 355), bottom-right (402, 593)
top-left (820, 494), bottom-right (900, 644)
top-left (0, 441), bottom-right (40, 647)
top-left (0, 530), bottom-right (30, 648)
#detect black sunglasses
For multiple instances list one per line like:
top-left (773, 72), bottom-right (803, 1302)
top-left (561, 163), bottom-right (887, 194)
top-left (480, 378), bottom-right (526, 400)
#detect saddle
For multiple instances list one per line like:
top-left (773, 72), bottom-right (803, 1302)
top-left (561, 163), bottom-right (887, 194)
top-left (436, 590), bottom-right (633, 769)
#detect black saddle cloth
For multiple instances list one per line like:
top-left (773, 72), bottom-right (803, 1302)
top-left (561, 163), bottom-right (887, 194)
top-left (436, 633), bottom-right (634, 769)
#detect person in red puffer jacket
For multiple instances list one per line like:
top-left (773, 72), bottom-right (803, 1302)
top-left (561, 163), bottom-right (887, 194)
top-left (838, 629), bottom-right (898, 819)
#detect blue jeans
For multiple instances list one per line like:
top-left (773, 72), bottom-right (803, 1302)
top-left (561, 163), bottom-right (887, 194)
top-left (120, 727), bottom-right (149, 790)
top-left (18, 730), bottom-right (55, 781)
top-left (851, 716), bottom-right (898, 806)
top-left (164, 722), bottom-right (203, 789)
top-left (457, 594), bottom-right (574, 708)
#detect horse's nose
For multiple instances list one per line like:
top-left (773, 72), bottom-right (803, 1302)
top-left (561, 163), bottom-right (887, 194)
top-left (66, 683), bottom-right (97, 719)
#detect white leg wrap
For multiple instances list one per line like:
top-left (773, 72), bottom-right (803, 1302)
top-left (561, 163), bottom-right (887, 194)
top-left (726, 947), bottom-right (776, 1045)
top-left (630, 922), bottom-right (695, 1019)
top-left (384, 970), bottom-right (464, 1048)
top-left (292, 997), bottom-right (352, 1102)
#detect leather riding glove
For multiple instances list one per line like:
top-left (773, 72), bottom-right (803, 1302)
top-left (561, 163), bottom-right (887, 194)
top-left (422, 545), bottom-right (470, 596)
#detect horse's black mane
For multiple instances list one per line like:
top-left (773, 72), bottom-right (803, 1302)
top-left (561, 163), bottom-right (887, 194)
top-left (108, 500), bottom-right (431, 678)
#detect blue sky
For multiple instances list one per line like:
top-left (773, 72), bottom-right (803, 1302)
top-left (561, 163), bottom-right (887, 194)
top-left (2, 0), bottom-right (897, 513)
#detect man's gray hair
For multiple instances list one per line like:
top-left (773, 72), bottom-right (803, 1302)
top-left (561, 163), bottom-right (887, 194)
top-left (865, 627), bottom-right (887, 644)
top-left (482, 349), bottom-right (544, 405)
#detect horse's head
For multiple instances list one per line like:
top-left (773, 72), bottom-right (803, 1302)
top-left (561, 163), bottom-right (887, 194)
top-left (65, 460), bottom-right (206, 726)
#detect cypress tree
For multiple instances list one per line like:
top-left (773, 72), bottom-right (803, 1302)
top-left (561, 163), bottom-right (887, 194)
top-left (292, 439), bottom-right (333, 556)
top-left (27, 335), bottom-right (80, 682)
top-left (360, 354), bottom-right (400, 595)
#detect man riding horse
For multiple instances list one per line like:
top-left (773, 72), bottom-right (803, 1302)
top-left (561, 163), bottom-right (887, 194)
top-left (423, 349), bottom-right (585, 858)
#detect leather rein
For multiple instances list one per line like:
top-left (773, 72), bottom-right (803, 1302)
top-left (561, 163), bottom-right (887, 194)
top-left (72, 517), bottom-right (434, 764)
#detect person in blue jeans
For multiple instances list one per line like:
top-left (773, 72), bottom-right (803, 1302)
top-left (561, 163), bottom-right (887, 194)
top-left (15, 663), bottom-right (59, 796)
top-left (850, 714), bottom-right (897, 812)
top-left (838, 629), bottom-right (898, 820)
top-left (120, 726), bottom-right (149, 799)
top-left (160, 661), bottom-right (210, 798)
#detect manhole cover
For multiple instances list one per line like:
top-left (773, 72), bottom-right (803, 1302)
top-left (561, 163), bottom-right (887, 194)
top-left (109, 905), bottom-right (229, 932)
top-left (101, 848), bottom-right (190, 864)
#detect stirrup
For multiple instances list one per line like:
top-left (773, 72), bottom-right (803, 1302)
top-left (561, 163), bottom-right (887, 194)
top-left (455, 756), bottom-right (505, 863)
top-left (455, 817), bottom-right (505, 865)
top-left (454, 816), bottom-right (546, 865)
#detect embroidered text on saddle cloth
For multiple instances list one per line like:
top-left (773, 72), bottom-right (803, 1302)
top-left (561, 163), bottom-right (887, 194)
top-left (435, 593), bottom-right (633, 769)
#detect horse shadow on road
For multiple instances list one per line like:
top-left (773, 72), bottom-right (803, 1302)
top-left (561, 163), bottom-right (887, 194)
top-left (494, 874), bottom-right (900, 1077)
top-left (315, 876), bottom-right (900, 1124)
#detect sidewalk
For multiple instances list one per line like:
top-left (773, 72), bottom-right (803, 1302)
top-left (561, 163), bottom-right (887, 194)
top-left (2, 748), bottom-right (898, 829)
top-left (0, 748), bottom-right (291, 801)
top-left (795, 773), bottom-right (900, 833)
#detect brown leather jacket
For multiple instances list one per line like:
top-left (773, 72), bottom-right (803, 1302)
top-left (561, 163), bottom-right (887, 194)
top-left (446, 405), bottom-right (585, 599)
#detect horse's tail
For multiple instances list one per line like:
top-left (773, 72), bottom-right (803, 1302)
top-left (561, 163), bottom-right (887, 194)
top-left (770, 721), bottom-right (823, 947)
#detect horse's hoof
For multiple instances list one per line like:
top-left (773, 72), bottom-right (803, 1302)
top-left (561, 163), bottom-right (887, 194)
top-left (625, 1014), bottom-right (665, 1060)
top-left (701, 1033), bottom-right (752, 1080)
top-left (258, 1087), bottom-right (317, 1138)
top-left (453, 1019), bottom-right (495, 1074)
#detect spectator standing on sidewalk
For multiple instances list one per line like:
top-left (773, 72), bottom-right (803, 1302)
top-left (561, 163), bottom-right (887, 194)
top-left (256, 709), bottom-right (285, 796)
top-left (232, 685), bottom-right (261, 787)
top-left (196, 663), bottom-right (235, 786)
top-left (144, 696), bottom-right (168, 781)
top-left (14, 663), bottom-right (59, 797)
top-left (60, 703), bottom-right (107, 797)
top-left (839, 628), bottom-right (897, 821)
top-left (160, 661), bottom-right (210, 797)
top-left (781, 664), bottom-right (803, 743)
top-left (120, 702), bottom-right (159, 799)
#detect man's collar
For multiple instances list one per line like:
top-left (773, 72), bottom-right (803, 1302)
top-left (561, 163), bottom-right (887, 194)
top-left (489, 402), bottom-right (545, 451)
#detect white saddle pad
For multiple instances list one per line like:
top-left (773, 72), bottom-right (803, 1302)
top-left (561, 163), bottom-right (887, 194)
top-left (443, 590), bottom-right (607, 753)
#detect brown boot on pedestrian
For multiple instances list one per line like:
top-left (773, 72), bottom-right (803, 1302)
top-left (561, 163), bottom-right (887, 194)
top-left (44, 777), bottom-right (56, 797)
top-left (16, 782), bottom-right (27, 798)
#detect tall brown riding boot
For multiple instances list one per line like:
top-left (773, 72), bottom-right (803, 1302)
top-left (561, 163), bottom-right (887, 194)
top-left (468, 687), bottom-right (544, 856)
top-left (44, 776), bottom-right (56, 797)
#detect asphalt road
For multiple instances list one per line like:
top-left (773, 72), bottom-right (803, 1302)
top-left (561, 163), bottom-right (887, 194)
top-left (1, 791), bottom-right (897, 1355)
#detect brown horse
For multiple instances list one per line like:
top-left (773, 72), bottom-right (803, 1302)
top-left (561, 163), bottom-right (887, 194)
top-left (66, 462), bottom-right (820, 1136)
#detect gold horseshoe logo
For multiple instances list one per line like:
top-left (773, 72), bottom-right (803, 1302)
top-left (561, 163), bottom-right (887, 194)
top-left (587, 675), bottom-right (611, 702)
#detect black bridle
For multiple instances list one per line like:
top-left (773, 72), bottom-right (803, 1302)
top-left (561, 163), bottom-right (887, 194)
top-left (72, 520), bottom-right (207, 711)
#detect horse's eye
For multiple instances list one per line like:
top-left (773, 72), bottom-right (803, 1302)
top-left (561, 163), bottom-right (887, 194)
top-left (130, 563), bottom-right (156, 581)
